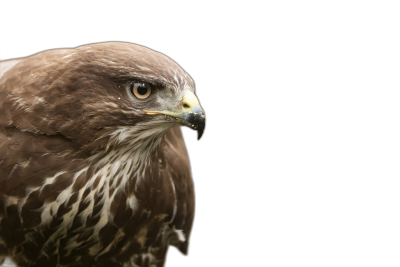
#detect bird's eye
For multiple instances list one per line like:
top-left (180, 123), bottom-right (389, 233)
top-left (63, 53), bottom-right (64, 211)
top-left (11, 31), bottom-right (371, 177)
top-left (131, 82), bottom-right (152, 99)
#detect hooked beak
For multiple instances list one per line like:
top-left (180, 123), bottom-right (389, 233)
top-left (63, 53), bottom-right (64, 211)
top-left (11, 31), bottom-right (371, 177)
top-left (143, 90), bottom-right (206, 139)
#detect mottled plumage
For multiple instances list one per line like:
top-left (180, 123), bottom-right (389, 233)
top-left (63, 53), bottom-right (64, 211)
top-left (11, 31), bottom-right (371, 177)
top-left (0, 42), bottom-right (205, 267)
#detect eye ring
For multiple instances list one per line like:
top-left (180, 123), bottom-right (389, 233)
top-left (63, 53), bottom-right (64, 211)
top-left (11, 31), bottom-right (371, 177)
top-left (131, 82), bottom-right (152, 99)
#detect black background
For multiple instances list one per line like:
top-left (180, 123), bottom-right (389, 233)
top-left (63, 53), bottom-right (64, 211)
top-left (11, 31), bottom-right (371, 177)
top-left (0, 22), bottom-right (247, 267)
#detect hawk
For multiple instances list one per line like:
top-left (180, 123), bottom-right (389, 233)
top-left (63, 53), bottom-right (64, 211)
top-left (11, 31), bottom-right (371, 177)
top-left (0, 42), bottom-right (205, 267)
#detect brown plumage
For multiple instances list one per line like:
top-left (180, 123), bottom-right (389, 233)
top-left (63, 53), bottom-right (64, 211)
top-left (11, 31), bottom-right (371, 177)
top-left (0, 42), bottom-right (205, 267)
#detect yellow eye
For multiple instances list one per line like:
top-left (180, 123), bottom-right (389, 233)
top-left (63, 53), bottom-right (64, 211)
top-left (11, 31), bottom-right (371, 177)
top-left (131, 82), bottom-right (152, 99)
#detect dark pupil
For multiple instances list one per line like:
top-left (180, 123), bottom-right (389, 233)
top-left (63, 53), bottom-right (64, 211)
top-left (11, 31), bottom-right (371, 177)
top-left (137, 85), bottom-right (148, 95)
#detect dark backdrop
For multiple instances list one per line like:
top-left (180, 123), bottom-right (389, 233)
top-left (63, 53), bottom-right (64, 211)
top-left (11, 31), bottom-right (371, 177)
top-left (0, 26), bottom-right (234, 267)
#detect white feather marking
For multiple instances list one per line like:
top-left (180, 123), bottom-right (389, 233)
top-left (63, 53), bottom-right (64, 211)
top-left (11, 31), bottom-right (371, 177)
top-left (102, 59), bottom-right (116, 64)
top-left (62, 53), bottom-right (76, 59)
top-left (9, 95), bottom-right (31, 113)
top-left (34, 96), bottom-right (46, 103)
top-left (174, 229), bottom-right (186, 242)
top-left (126, 195), bottom-right (139, 213)
top-left (39, 171), bottom-right (66, 194)
top-left (8, 165), bottom-right (18, 180)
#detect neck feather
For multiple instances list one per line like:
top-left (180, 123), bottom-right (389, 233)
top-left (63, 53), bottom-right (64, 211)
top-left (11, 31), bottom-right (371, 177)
top-left (89, 121), bottom-right (175, 188)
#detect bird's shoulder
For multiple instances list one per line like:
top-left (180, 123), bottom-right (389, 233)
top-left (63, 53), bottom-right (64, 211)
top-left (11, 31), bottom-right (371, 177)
top-left (0, 127), bottom-right (87, 198)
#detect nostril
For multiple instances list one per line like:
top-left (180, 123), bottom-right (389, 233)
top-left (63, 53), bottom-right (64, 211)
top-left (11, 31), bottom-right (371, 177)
top-left (183, 103), bottom-right (190, 109)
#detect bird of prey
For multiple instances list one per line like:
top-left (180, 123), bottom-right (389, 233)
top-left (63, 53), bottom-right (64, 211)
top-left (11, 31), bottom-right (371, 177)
top-left (0, 42), bottom-right (205, 267)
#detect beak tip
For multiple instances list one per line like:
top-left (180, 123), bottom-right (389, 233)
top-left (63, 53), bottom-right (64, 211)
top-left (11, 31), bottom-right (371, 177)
top-left (178, 104), bottom-right (206, 140)
top-left (197, 127), bottom-right (204, 140)
top-left (195, 108), bottom-right (205, 140)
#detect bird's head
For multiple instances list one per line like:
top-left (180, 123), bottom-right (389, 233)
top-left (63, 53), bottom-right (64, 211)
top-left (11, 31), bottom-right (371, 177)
top-left (2, 42), bottom-right (205, 152)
